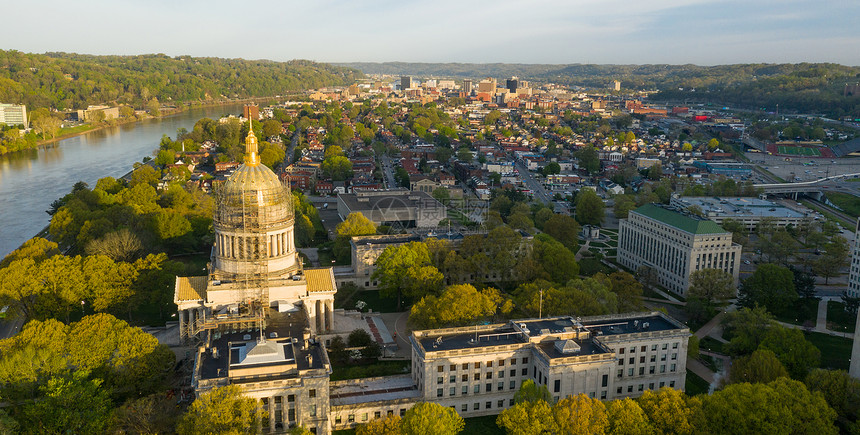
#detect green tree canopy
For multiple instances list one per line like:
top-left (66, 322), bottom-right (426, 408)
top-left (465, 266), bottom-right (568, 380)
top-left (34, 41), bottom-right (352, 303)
top-left (575, 189), bottom-right (605, 226)
top-left (336, 212), bottom-right (377, 238)
top-left (739, 263), bottom-right (796, 314)
top-left (728, 349), bottom-right (790, 384)
top-left (177, 385), bottom-right (266, 435)
top-left (400, 402), bottom-right (464, 435)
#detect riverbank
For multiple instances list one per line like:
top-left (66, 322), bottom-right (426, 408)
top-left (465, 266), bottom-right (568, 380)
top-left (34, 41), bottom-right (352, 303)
top-left (4, 95), bottom-right (293, 156)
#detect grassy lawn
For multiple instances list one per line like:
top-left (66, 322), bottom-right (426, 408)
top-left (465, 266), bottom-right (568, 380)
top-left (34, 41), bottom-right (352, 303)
top-left (589, 241), bottom-right (609, 248)
top-left (352, 289), bottom-right (400, 313)
top-left (463, 415), bottom-right (505, 435)
top-left (804, 331), bottom-right (852, 370)
top-left (698, 354), bottom-right (718, 372)
top-left (825, 192), bottom-right (860, 218)
top-left (699, 336), bottom-right (726, 354)
top-left (330, 360), bottom-right (411, 381)
top-left (56, 123), bottom-right (97, 137)
top-left (826, 301), bottom-right (856, 333)
top-left (773, 298), bottom-right (819, 327)
top-left (685, 370), bottom-right (711, 396)
top-left (579, 258), bottom-right (611, 276)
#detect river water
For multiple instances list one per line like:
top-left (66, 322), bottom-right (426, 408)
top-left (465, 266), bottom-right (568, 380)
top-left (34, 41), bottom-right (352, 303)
top-left (0, 104), bottom-right (244, 259)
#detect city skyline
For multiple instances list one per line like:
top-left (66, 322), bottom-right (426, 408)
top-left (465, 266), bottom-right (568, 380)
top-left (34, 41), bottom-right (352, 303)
top-left (4, 0), bottom-right (859, 66)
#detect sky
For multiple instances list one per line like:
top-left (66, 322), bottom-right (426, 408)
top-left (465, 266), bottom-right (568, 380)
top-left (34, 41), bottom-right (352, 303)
top-left (3, 0), bottom-right (859, 65)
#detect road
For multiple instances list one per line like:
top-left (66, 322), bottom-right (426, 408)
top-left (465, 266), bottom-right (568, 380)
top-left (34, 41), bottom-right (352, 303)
top-left (380, 155), bottom-right (397, 188)
top-left (285, 130), bottom-right (299, 165)
top-left (0, 316), bottom-right (24, 340)
top-left (514, 160), bottom-right (552, 205)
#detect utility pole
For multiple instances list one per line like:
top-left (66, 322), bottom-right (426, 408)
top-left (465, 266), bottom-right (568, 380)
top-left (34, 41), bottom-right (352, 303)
top-left (539, 289), bottom-right (543, 319)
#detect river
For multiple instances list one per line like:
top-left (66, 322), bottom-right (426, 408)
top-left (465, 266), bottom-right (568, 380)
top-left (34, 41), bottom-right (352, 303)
top-left (0, 103), bottom-right (245, 259)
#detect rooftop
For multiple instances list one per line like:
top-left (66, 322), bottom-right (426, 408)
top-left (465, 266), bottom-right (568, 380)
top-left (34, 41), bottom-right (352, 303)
top-left (176, 276), bottom-right (207, 301)
top-left (633, 203), bottom-right (727, 235)
top-left (198, 309), bottom-right (327, 382)
top-left (673, 197), bottom-right (806, 220)
top-left (330, 375), bottom-right (420, 406)
top-left (418, 325), bottom-right (526, 353)
top-left (304, 267), bottom-right (337, 293)
top-left (580, 314), bottom-right (682, 337)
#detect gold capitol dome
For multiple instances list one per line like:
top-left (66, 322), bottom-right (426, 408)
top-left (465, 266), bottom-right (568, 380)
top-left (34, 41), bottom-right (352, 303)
top-left (215, 119), bottom-right (293, 228)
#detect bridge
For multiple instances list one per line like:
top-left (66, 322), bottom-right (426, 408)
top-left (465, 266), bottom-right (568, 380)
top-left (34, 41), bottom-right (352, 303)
top-left (754, 173), bottom-right (860, 199)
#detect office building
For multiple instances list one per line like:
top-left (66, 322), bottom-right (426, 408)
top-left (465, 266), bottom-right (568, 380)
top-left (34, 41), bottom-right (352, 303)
top-left (477, 78), bottom-right (497, 94)
top-left (462, 79), bottom-right (473, 94)
top-left (0, 103), bottom-right (27, 128)
top-left (336, 189), bottom-right (447, 229)
top-left (401, 76), bottom-right (414, 91)
top-left (618, 203), bottom-right (742, 295)
top-left (506, 77), bottom-right (519, 93)
top-left (848, 218), bottom-right (860, 298)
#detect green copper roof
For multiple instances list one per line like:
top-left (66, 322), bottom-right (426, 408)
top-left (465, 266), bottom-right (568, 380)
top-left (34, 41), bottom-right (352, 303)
top-left (633, 203), bottom-right (727, 235)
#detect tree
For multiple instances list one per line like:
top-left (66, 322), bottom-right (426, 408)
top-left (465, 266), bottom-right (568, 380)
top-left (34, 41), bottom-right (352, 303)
top-left (686, 269), bottom-right (735, 322)
top-left (409, 284), bottom-right (504, 329)
top-left (400, 402), bottom-right (464, 435)
top-left (552, 394), bottom-right (608, 435)
top-left (682, 142), bottom-right (693, 152)
top-left (543, 214), bottom-right (580, 251)
top-left (530, 234), bottom-right (579, 284)
top-left (321, 155), bottom-right (353, 181)
top-left (728, 349), bottom-right (789, 384)
top-left (687, 335), bottom-right (700, 359)
top-left (514, 379), bottom-right (553, 404)
top-left (707, 138), bottom-right (720, 150)
top-left (791, 267), bottom-right (817, 299)
top-left (648, 163), bottom-right (663, 181)
top-left (497, 400), bottom-right (556, 435)
top-left (613, 195), bottom-right (636, 219)
top-left (575, 146), bottom-right (600, 174)
top-left (700, 378), bottom-right (837, 435)
top-left (804, 369), bottom-right (860, 424)
top-left (759, 325), bottom-right (820, 379)
top-left (336, 212), bottom-right (377, 238)
top-left (19, 371), bottom-right (113, 435)
top-left (720, 218), bottom-right (748, 246)
top-left (543, 161), bottom-right (561, 175)
top-left (637, 388), bottom-right (700, 435)
top-left (608, 271), bottom-right (644, 312)
top-left (606, 398), bottom-right (653, 435)
top-left (814, 236), bottom-right (849, 284)
top-left (357, 415), bottom-right (402, 435)
top-left (177, 385), bottom-right (266, 435)
top-left (575, 189), bottom-right (605, 226)
top-left (261, 119), bottom-right (283, 138)
top-left (85, 228), bottom-right (144, 262)
top-left (739, 263), bottom-right (797, 314)
top-left (373, 242), bottom-right (442, 309)
top-left (0, 237), bottom-right (59, 268)
top-left (456, 147), bottom-right (473, 162)
top-left (721, 306), bottom-right (777, 356)
top-left (111, 393), bottom-right (184, 435)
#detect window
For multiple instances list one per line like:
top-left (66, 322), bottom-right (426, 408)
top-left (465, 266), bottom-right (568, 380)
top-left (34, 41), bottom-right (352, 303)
top-left (670, 381), bottom-right (676, 388)
top-left (522, 357), bottom-right (529, 364)
top-left (652, 344), bottom-right (657, 351)
top-left (362, 413), bottom-right (368, 422)
top-left (619, 348), bottom-right (625, 354)
top-left (462, 386), bottom-right (468, 395)
top-left (649, 383), bottom-right (654, 390)
top-left (309, 389), bottom-right (316, 398)
top-left (498, 400), bottom-right (505, 408)
top-left (450, 387), bottom-right (456, 396)
top-left (619, 359), bottom-right (624, 366)
top-left (627, 385), bottom-right (633, 393)
top-left (617, 369), bottom-right (623, 378)
top-left (510, 369), bottom-right (516, 377)
top-left (473, 403), bottom-right (480, 411)
top-left (639, 367), bottom-right (645, 376)
top-left (673, 342), bottom-right (679, 349)
top-left (671, 364), bottom-right (677, 372)
top-left (400, 409), bottom-right (406, 417)
top-left (462, 363), bottom-right (469, 370)
top-left (438, 366), bottom-right (444, 373)
top-left (437, 388), bottom-right (443, 398)
top-left (554, 380), bottom-right (561, 393)
top-left (274, 396), bottom-right (282, 405)
top-left (374, 411), bottom-right (381, 419)
top-left (499, 359), bottom-right (505, 366)
top-left (660, 365), bottom-right (666, 373)
top-left (461, 404), bottom-right (468, 412)
top-left (650, 355), bottom-right (656, 362)
top-left (510, 381), bottom-right (516, 390)
top-left (486, 401), bottom-right (492, 409)
top-left (474, 385), bottom-right (480, 394)
top-left (487, 361), bottom-right (493, 368)
top-left (628, 368), bottom-right (634, 376)
top-left (462, 374), bottom-right (468, 382)
top-left (617, 387), bottom-right (623, 394)
top-left (649, 366), bottom-right (655, 374)
top-left (310, 405), bottom-right (317, 417)
top-left (474, 373), bottom-right (480, 381)
top-left (641, 346), bottom-right (647, 352)
top-left (602, 374), bottom-right (608, 388)
top-left (499, 370), bottom-right (504, 378)
top-left (522, 368), bottom-right (528, 376)
top-left (288, 394), bottom-right (295, 403)
top-left (660, 382), bottom-right (665, 387)
top-left (335, 416), bottom-right (342, 425)
top-left (640, 356), bottom-right (646, 364)
top-left (661, 354), bottom-right (667, 361)
top-left (348, 414), bottom-right (355, 423)
top-left (486, 383), bottom-right (492, 392)
top-left (630, 347), bottom-right (636, 353)
top-left (475, 362), bottom-right (481, 369)
top-left (638, 384), bottom-right (644, 392)
top-left (629, 357), bottom-right (634, 364)
top-left (662, 343), bottom-right (668, 350)
top-left (437, 377), bottom-right (443, 385)
top-left (671, 353), bottom-right (678, 360)
top-left (450, 364), bottom-right (457, 371)
top-left (486, 372), bottom-right (492, 379)
top-left (450, 375), bottom-right (456, 383)
top-left (511, 358), bottom-right (517, 365)
top-left (498, 382), bottom-right (504, 391)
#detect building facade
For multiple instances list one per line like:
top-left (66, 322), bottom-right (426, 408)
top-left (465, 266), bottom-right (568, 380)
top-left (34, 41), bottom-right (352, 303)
top-left (670, 196), bottom-right (809, 231)
top-left (848, 217), bottom-right (860, 298)
top-left (0, 103), bottom-right (27, 127)
top-left (618, 203), bottom-right (742, 295)
top-left (336, 189), bottom-right (447, 229)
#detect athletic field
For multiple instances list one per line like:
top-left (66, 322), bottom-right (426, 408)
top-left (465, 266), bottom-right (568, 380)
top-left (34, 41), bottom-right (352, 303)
top-left (766, 143), bottom-right (835, 158)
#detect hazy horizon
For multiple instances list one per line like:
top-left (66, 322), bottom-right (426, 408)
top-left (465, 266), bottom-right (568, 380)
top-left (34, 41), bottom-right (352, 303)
top-left (3, 0), bottom-right (859, 66)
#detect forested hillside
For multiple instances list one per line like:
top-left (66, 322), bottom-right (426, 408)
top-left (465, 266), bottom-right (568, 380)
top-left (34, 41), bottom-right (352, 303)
top-left (340, 62), bottom-right (860, 117)
top-left (0, 51), bottom-right (363, 110)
